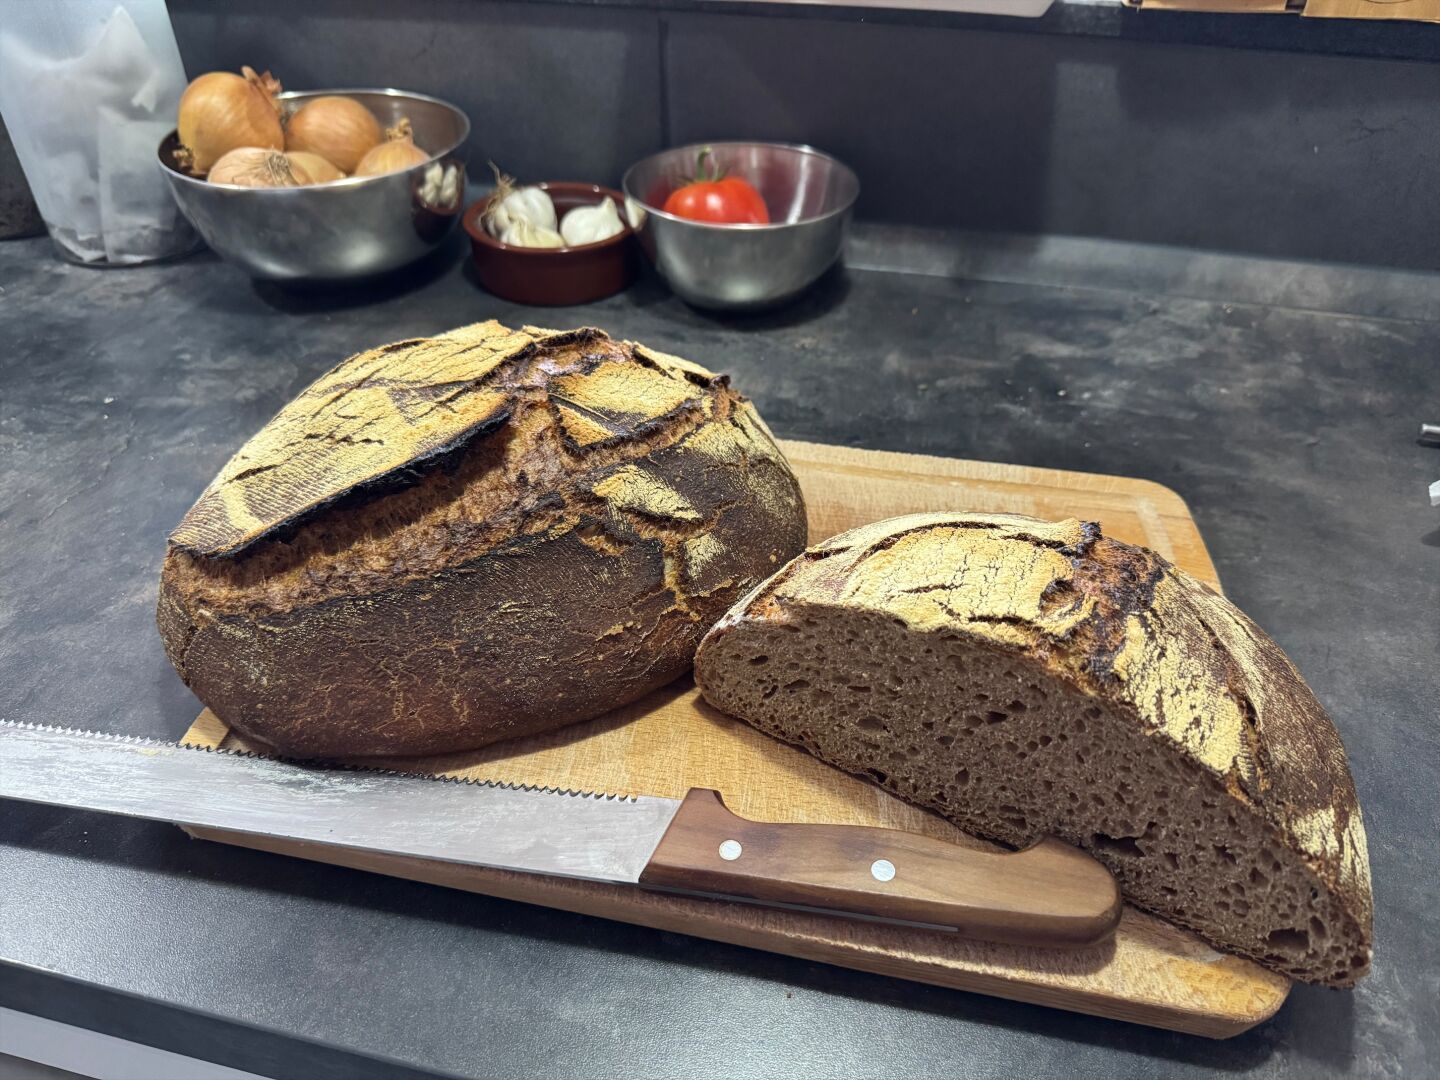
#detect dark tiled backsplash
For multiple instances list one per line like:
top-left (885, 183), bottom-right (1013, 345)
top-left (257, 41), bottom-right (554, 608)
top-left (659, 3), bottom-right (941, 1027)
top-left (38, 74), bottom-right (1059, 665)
top-left (170, 0), bottom-right (1440, 271)
top-left (170, 0), bottom-right (665, 186)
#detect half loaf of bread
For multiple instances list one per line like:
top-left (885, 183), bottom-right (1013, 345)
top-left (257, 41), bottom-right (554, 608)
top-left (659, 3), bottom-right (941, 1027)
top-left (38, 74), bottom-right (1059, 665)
top-left (159, 321), bottom-right (807, 758)
top-left (694, 513), bottom-right (1372, 986)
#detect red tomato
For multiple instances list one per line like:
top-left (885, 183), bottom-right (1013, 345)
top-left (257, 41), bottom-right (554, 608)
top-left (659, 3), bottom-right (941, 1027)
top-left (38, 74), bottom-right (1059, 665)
top-left (662, 148), bottom-right (770, 225)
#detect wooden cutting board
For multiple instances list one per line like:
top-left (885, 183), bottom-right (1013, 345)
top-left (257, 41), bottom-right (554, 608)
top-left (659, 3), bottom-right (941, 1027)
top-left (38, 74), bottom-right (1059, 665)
top-left (179, 439), bottom-right (1291, 1038)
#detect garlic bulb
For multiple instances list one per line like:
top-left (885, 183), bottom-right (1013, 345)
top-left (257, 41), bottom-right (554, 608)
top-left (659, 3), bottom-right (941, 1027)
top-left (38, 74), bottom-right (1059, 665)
top-left (483, 163), bottom-right (556, 237)
top-left (500, 218), bottom-right (565, 248)
top-left (284, 96), bottom-right (380, 174)
top-left (560, 197), bottom-right (624, 246)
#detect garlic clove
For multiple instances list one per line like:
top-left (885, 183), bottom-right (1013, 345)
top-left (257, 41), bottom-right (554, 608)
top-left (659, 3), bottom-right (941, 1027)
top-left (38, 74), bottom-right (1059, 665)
top-left (418, 162), bottom-right (444, 203)
top-left (439, 166), bottom-right (460, 208)
top-left (500, 218), bottom-right (564, 248)
top-left (624, 196), bottom-right (647, 231)
top-left (560, 196), bottom-right (625, 247)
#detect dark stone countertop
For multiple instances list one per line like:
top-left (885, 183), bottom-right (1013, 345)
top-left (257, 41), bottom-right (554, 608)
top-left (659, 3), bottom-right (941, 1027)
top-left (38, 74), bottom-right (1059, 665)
top-left (1, 230), bottom-right (1438, 1079)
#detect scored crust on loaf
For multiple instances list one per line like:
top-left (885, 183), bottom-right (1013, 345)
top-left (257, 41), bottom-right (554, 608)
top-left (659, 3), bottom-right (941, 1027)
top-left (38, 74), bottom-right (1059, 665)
top-left (694, 513), bottom-right (1372, 986)
top-left (159, 323), bottom-right (807, 757)
top-left (172, 322), bottom-right (539, 557)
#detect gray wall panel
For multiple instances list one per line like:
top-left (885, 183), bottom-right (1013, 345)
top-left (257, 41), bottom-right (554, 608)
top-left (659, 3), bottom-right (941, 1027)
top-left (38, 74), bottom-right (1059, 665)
top-left (168, 0), bottom-right (664, 187)
top-left (166, 0), bottom-right (1440, 270)
top-left (663, 13), bottom-right (1440, 269)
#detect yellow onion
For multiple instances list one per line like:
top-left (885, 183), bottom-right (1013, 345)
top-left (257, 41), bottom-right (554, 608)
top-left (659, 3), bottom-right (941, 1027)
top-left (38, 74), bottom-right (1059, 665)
top-left (176, 66), bottom-right (283, 176)
top-left (284, 96), bottom-right (381, 175)
top-left (285, 151), bottom-right (346, 184)
top-left (353, 118), bottom-right (429, 177)
top-left (207, 148), bottom-right (302, 188)
top-left (208, 147), bottom-right (344, 188)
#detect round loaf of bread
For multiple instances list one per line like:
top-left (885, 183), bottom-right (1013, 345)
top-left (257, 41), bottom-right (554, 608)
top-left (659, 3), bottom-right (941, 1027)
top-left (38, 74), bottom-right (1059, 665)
top-left (158, 322), bottom-right (807, 758)
top-left (694, 513), bottom-right (1372, 986)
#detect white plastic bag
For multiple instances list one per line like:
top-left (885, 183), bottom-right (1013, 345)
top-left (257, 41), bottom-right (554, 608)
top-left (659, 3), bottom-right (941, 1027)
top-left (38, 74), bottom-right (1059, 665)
top-left (0, 2), bottom-right (194, 264)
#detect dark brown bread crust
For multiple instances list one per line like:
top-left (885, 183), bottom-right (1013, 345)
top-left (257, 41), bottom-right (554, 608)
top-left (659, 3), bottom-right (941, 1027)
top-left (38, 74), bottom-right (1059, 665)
top-left (158, 323), bottom-right (807, 757)
top-left (694, 513), bottom-right (1373, 985)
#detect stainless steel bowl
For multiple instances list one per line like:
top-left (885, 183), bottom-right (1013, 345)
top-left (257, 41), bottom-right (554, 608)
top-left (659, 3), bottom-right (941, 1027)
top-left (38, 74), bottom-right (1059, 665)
top-left (622, 142), bottom-right (859, 310)
top-left (159, 89), bottom-right (469, 281)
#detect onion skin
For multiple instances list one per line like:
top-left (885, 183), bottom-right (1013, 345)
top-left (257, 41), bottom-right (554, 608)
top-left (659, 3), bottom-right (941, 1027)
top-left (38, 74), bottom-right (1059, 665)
top-left (177, 67), bottom-right (283, 176)
top-left (207, 148), bottom-right (301, 188)
top-left (353, 118), bottom-right (430, 177)
top-left (208, 148), bottom-right (348, 187)
top-left (286, 151), bottom-right (346, 184)
top-left (284, 97), bottom-right (381, 175)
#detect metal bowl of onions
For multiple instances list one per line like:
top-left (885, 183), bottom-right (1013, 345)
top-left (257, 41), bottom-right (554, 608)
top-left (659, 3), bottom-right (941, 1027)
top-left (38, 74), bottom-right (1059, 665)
top-left (621, 142), bottom-right (859, 311)
top-left (158, 88), bottom-right (469, 281)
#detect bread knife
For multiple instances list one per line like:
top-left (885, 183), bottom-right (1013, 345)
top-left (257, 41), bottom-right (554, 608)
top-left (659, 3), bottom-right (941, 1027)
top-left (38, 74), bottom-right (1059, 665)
top-left (0, 720), bottom-right (1120, 948)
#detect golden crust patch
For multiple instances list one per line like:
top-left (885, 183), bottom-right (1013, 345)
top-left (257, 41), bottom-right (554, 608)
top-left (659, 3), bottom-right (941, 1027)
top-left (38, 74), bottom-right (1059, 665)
top-left (1109, 591), bottom-right (1248, 781)
top-left (683, 531), bottom-right (727, 576)
top-left (553, 403), bottom-right (622, 448)
top-left (551, 360), bottom-right (707, 432)
top-left (592, 464), bottom-right (702, 522)
top-left (171, 321), bottom-right (541, 556)
top-left (831, 525), bottom-right (1095, 642)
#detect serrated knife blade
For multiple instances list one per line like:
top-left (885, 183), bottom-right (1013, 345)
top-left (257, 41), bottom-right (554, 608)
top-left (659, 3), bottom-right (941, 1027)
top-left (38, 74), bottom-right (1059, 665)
top-left (0, 720), bottom-right (1124, 946)
top-left (0, 721), bottom-right (680, 884)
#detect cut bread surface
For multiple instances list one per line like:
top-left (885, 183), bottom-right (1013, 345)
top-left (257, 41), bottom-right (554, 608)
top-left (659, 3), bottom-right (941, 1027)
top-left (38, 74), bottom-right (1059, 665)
top-left (694, 513), bottom-right (1372, 986)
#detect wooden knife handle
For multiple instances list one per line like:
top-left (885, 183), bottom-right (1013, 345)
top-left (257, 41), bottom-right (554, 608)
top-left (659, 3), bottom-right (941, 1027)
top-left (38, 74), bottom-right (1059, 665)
top-left (638, 789), bottom-right (1121, 948)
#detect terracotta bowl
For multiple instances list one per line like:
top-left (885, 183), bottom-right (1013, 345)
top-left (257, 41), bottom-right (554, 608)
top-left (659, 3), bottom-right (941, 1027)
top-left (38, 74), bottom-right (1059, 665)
top-left (463, 182), bottom-right (637, 305)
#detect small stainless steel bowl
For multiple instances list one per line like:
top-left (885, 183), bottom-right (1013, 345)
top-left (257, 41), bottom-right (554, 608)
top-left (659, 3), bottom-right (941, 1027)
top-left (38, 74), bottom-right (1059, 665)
top-left (621, 142), bottom-right (859, 310)
top-left (158, 89), bottom-right (469, 281)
